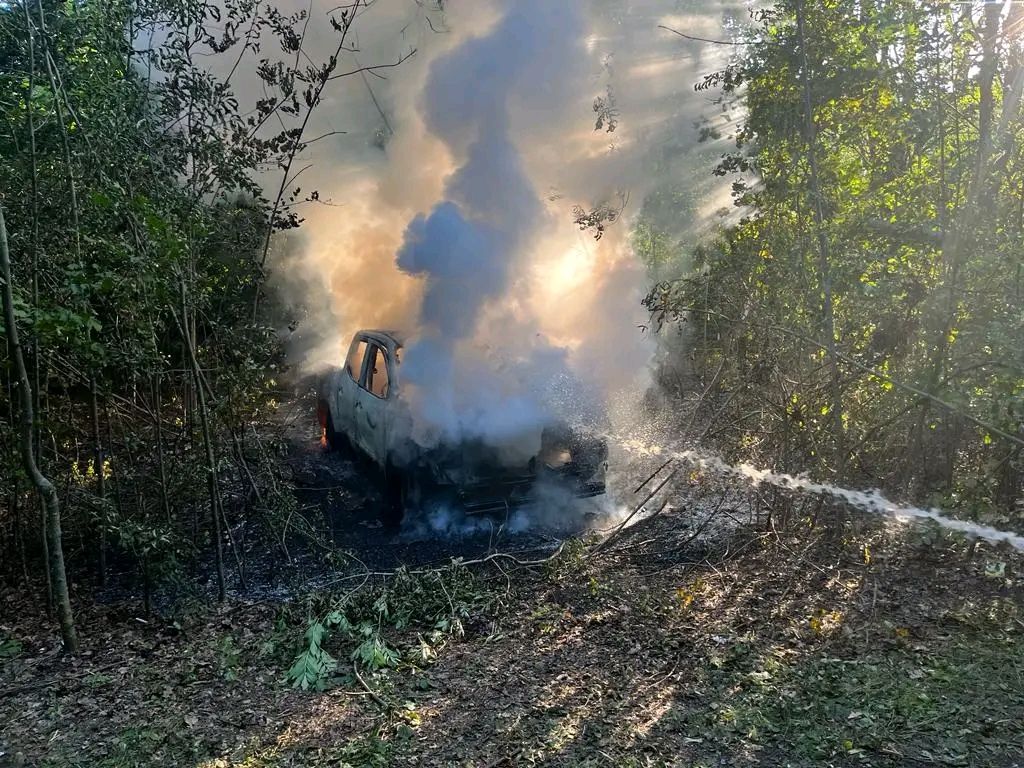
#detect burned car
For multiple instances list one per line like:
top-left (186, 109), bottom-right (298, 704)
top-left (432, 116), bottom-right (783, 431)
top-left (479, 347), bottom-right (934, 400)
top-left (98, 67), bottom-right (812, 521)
top-left (318, 330), bottom-right (607, 524)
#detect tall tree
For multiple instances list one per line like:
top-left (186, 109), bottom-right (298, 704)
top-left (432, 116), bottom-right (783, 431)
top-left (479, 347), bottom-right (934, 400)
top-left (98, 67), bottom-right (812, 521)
top-left (0, 204), bottom-right (77, 652)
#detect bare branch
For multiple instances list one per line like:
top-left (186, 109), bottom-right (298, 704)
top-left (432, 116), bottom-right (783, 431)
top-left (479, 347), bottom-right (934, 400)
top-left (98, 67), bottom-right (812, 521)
top-left (327, 48), bottom-right (417, 81)
top-left (658, 25), bottom-right (747, 46)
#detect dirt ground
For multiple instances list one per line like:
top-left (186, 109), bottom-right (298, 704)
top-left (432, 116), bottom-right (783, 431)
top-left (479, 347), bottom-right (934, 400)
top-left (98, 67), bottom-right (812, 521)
top-left (3, 478), bottom-right (1023, 768)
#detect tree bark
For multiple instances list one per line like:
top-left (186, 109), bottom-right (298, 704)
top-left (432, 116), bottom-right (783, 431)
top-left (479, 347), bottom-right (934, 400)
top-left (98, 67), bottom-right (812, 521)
top-left (795, 0), bottom-right (845, 474)
top-left (179, 282), bottom-right (226, 601)
top-left (0, 205), bottom-right (78, 652)
top-left (90, 374), bottom-right (107, 586)
top-left (21, 0), bottom-right (42, 465)
top-left (152, 372), bottom-right (172, 525)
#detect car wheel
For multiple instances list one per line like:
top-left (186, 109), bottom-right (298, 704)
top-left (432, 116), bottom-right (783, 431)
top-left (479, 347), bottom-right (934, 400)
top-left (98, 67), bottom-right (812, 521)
top-left (382, 460), bottom-right (408, 530)
top-left (382, 460), bottom-right (425, 532)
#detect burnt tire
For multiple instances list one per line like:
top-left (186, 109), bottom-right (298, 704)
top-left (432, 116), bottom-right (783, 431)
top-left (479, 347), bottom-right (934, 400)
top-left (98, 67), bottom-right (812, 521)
top-left (385, 460), bottom-right (430, 532)
top-left (383, 461), bottom-right (409, 531)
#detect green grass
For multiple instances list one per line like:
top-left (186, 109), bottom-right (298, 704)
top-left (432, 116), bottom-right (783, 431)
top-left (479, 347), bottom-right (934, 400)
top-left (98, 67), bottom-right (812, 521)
top-left (687, 623), bottom-right (1024, 766)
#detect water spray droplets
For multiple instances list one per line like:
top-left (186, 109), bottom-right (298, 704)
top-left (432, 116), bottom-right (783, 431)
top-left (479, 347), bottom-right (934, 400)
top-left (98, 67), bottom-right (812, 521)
top-left (605, 431), bottom-right (1024, 552)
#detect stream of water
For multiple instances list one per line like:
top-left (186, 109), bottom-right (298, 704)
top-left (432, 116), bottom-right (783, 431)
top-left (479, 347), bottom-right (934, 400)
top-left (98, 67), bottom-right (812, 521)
top-left (613, 435), bottom-right (1024, 552)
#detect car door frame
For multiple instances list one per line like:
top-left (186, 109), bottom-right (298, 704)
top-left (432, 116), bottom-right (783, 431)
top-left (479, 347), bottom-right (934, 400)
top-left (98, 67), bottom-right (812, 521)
top-left (351, 339), bottom-right (393, 466)
top-left (333, 334), bottom-right (368, 443)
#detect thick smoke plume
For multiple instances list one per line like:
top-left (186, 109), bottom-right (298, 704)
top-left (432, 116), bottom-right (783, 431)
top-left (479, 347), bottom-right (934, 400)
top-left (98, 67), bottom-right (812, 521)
top-left (270, 0), bottom-right (741, 449)
top-left (395, 0), bottom-right (585, 450)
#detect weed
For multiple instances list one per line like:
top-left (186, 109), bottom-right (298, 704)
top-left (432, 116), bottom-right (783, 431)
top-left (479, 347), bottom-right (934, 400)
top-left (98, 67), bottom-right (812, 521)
top-left (217, 634), bottom-right (241, 681)
top-left (587, 574), bottom-right (612, 597)
top-left (335, 729), bottom-right (394, 768)
top-left (527, 601), bottom-right (565, 635)
top-left (544, 536), bottom-right (592, 581)
top-left (82, 672), bottom-right (113, 689)
top-left (0, 634), bottom-right (23, 658)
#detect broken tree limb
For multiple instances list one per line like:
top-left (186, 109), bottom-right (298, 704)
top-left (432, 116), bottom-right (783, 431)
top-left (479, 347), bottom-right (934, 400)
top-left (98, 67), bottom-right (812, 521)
top-left (352, 661), bottom-right (393, 711)
top-left (633, 457), bottom-right (673, 494)
top-left (318, 543), bottom-right (568, 588)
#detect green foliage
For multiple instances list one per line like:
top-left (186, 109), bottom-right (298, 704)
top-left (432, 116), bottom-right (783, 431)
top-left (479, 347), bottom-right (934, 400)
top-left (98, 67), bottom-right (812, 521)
top-left (647, 0), bottom-right (1024, 520)
top-left (0, 633), bottom-right (23, 658)
top-left (631, 218), bottom-right (682, 272)
top-left (286, 620), bottom-right (339, 691)
top-left (285, 562), bottom-right (488, 690)
top-left (106, 513), bottom-right (185, 577)
top-left (0, 0), bottom-right (357, 593)
top-left (217, 634), bottom-right (242, 682)
top-left (544, 535), bottom-right (593, 581)
top-left (352, 631), bottom-right (401, 671)
top-left (335, 730), bottom-right (395, 768)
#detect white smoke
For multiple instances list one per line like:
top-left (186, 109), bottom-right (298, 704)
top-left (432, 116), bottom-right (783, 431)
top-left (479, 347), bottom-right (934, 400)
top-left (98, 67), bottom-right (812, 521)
top-left (393, 0), bottom-right (589, 449)
top-left (262, 0), bottom-right (743, 451)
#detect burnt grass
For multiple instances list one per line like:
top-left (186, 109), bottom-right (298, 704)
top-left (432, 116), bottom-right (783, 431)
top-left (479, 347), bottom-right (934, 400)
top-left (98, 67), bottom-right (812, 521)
top-left (86, 389), bottom-right (587, 611)
top-left (284, 420), bottom-right (584, 577)
top-left (2, 435), bottom-right (1024, 767)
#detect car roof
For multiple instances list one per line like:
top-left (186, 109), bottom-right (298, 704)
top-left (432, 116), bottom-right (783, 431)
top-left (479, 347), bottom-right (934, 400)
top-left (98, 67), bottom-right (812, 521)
top-left (358, 329), bottom-right (403, 348)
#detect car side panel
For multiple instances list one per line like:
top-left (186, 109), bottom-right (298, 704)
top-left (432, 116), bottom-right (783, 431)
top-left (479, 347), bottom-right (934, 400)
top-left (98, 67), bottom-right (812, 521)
top-left (330, 332), bottom-right (408, 469)
top-left (334, 368), bottom-right (358, 437)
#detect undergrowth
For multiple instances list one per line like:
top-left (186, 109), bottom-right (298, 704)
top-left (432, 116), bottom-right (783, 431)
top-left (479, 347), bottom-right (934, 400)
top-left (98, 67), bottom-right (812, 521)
top-left (285, 560), bottom-right (494, 690)
top-left (684, 599), bottom-right (1024, 765)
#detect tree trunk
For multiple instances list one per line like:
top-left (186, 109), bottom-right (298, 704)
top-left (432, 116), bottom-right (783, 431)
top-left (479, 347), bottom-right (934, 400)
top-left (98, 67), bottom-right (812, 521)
top-left (152, 372), bottom-right (172, 525)
top-left (179, 282), bottom-right (226, 601)
top-left (90, 374), bottom-right (107, 586)
top-left (795, 0), bottom-right (845, 474)
top-left (21, 0), bottom-right (42, 466)
top-left (978, 3), bottom-right (1000, 157)
top-left (0, 205), bottom-right (78, 652)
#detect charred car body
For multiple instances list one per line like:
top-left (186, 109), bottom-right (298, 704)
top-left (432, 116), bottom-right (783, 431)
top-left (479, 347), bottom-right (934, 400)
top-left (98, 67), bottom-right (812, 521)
top-left (318, 330), bottom-right (607, 523)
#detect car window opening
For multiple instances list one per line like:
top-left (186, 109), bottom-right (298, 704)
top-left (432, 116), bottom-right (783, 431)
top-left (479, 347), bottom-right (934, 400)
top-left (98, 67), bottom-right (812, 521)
top-left (346, 340), bottom-right (368, 382)
top-left (366, 345), bottom-right (390, 399)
